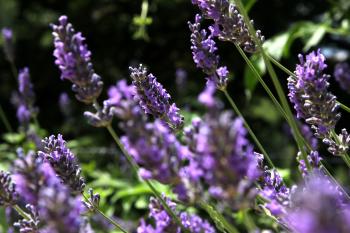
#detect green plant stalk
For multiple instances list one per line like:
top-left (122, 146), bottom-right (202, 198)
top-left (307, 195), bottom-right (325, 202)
top-left (0, 105), bottom-right (13, 132)
top-left (199, 201), bottom-right (240, 233)
top-left (105, 125), bottom-right (190, 233)
top-left (233, 0), bottom-right (311, 171)
top-left (13, 205), bottom-right (31, 221)
top-left (331, 130), bottom-right (350, 168)
top-left (82, 193), bottom-right (128, 233)
top-left (266, 53), bottom-right (350, 114)
top-left (222, 89), bottom-right (275, 169)
top-left (242, 209), bottom-right (257, 232)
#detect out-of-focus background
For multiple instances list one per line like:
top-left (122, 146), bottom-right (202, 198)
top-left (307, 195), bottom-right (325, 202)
top-left (1, 0), bottom-right (350, 231)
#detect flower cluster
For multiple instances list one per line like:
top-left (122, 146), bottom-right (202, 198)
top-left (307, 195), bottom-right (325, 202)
top-left (192, 0), bottom-right (264, 53)
top-left (0, 170), bottom-right (18, 206)
top-left (288, 50), bottom-right (350, 156)
top-left (285, 173), bottom-right (350, 233)
top-left (52, 15), bottom-right (103, 104)
top-left (182, 110), bottom-right (261, 206)
top-left (334, 62), bottom-right (350, 93)
top-left (129, 65), bottom-right (184, 129)
top-left (122, 119), bottom-right (188, 185)
top-left (13, 204), bottom-right (40, 233)
top-left (188, 14), bottom-right (228, 89)
top-left (138, 196), bottom-right (216, 233)
top-left (297, 150), bottom-right (322, 177)
top-left (1, 27), bottom-right (15, 63)
top-left (38, 134), bottom-right (86, 194)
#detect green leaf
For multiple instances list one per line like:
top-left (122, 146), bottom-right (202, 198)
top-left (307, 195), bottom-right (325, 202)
top-left (2, 132), bottom-right (25, 144)
top-left (303, 25), bottom-right (326, 52)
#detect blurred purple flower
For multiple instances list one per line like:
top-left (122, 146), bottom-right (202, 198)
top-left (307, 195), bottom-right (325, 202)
top-left (334, 62), bottom-right (350, 93)
top-left (52, 15), bottom-right (103, 104)
top-left (2, 27), bottom-right (15, 62)
top-left (0, 171), bottom-right (18, 207)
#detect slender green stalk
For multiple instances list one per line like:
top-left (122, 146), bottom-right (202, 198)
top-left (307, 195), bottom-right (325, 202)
top-left (105, 125), bottom-right (190, 233)
top-left (83, 193), bottom-right (128, 233)
top-left (0, 104), bottom-right (13, 132)
top-left (266, 53), bottom-right (350, 114)
top-left (242, 209), bottom-right (257, 232)
top-left (233, 0), bottom-right (311, 170)
top-left (13, 205), bottom-right (31, 221)
top-left (222, 89), bottom-right (275, 169)
top-left (199, 201), bottom-right (240, 233)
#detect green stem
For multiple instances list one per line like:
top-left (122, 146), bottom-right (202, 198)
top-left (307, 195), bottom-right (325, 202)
top-left (242, 209), bottom-right (257, 232)
top-left (233, 0), bottom-right (311, 171)
top-left (338, 102), bottom-right (350, 114)
top-left (222, 89), bottom-right (275, 169)
top-left (105, 125), bottom-right (190, 233)
top-left (13, 205), bottom-right (31, 221)
top-left (199, 201), bottom-right (240, 233)
top-left (82, 193), bottom-right (128, 233)
top-left (0, 104), bottom-right (13, 132)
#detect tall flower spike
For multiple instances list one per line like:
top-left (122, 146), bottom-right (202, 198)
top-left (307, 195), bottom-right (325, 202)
top-left (2, 27), bottom-right (15, 63)
top-left (13, 68), bottom-right (38, 127)
top-left (334, 62), bottom-right (350, 93)
top-left (137, 195), bottom-right (216, 233)
top-left (182, 110), bottom-right (261, 206)
top-left (288, 50), bottom-right (347, 155)
top-left (192, 0), bottom-right (264, 53)
top-left (37, 163), bottom-right (84, 233)
top-left (0, 171), bottom-right (18, 206)
top-left (52, 15), bottom-right (103, 104)
top-left (38, 134), bottom-right (85, 194)
top-left (129, 64), bottom-right (184, 129)
top-left (189, 14), bottom-right (228, 89)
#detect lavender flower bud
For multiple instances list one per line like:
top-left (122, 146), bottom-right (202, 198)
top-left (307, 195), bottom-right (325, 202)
top-left (188, 14), bottom-right (228, 89)
top-left (38, 134), bottom-right (85, 194)
top-left (138, 195), bottom-right (215, 233)
top-left (297, 151), bottom-right (322, 177)
top-left (192, 0), bottom-right (264, 53)
top-left (129, 64), bottom-right (184, 129)
top-left (84, 100), bottom-right (114, 127)
top-left (0, 171), bottom-right (18, 206)
top-left (13, 204), bottom-right (40, 233)
top-left (83, 188), bottom-right (100, 212)
top-left (323, 128), bottom-right (350, 156)
top-left (288, 50), bottom-right (340, 137)
top-left (259, 168), bottom-right (290, 217)
top-left (334, 62), bottom-right (350, 93)
top-left (2, 27), bottom-right (15, 62)
top-left (52, 15), bottom-right (103, 104)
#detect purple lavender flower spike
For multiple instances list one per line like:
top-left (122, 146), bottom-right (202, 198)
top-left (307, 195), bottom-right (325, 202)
top-left (191, 0), bottom-right (264, 53)
top-left (38, 134), bottom-right (85, 194)
top-left (13, 68), bottom-right (38, 127)
top-left (52, 15), bottom-right (103, 104)
top-left (0, 171), bottom-right (18, 207)
top-left (188, 14), bottom-right (228, 89)
top-left (2, 27), bottom-right (15, 62)
top-left (259, 165), bottom-right (291, 217)
top-left (297, 150), bottom-right (322, 177)
top-left (129, 64), bottom-right (184, 129)
top-left (183, 110), bottom-right (261, 206)
top-left (137, 195), bottom-right (216, 233)
top-left (334, 62), bottom-right (350, 93)
top-left (285, 173), bottom-right (350, 233)
top-left (38, 166), bottom-right (84, 233)
top-left (288, 50), bottom-right (349, 155)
